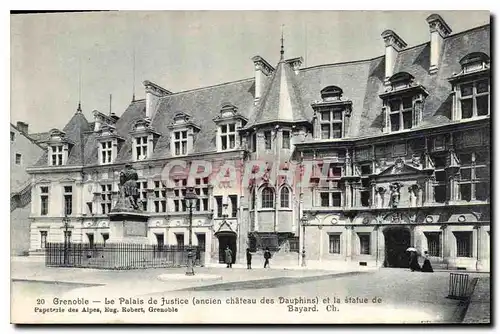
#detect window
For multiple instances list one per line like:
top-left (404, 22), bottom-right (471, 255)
top-left (459, 79), bottom-right (489, 119)
top-left (63, 186), bottom-right (73, 215)
top-left (196, 233), bottom-right (206, 251)
top-left (320, 192), bottom-right (341, 207)
top-left (15, 153), bottom-right (21, 165)
top-left (194, 178), bottom-right (209, 212)
top-left (40, 231), bottom-right (48, 249)
top-left (320, 108), bottom-right (343, 139)
top-left (433, 154), bottom-right (447, 203)
top-left (138, 181), bottom-right (148, 211)
top-left (229, 195), bottom-right (238, 217)
top-left (261, 187), bottom-right (274, 208)
top-left (327, 164), bottom-right (342, 178)
top-left (100, 184), bottom-right (113, 214)
top-left (251, 133), bottom-right (257, 152)
top-left (264, 131), bottom-right (272, 150)
top-left (135, 136), bottom-right (148, 160)
top-left (152, 180), bottom-right (166, 213)
top-left (51, 145), bottom-right (63, 166)
top-left (174, 131), bottom-right (188, 156)
top-left (389, 97), bottom-right (413, 132)
top-left (102, 233), bottom-right (109, 246)
top-left (64, 231), bottom-right (72, 244)
top-left (176, 234), bottom-right (185, 247)
top-left (358, 233), bottom-right (371, 255)
top-left (86, 202), bottom-right (93, 215)
top-left (360, 164), bottom-right (372, 175)
top-left (215, 196), bottom-right (223, 217)
top-left (454, 232), bottom-right (472, 257)
top-left (40, 186), bottom-right (49, 216)
top-left (10, 131), bottom-right (14, 142)
top-left (87, 233), bottom-right (94, 248)
top-left (280, 187), bottom-right (290, 208)
top-left (173, 179), bottom-right (187, 212)
top-left (459, 152), bottom-right (489, 202)
top-left (282, 131), bottom-right (290, 149)
top-left (329, 234), bottom-right (341, 254)
top-left (425, 232), bottom-right (441, 257)
top-left (250, 189), bottom-right (256, 210)
top-left (100, 141), bottom-right (113, 164)
top-left (360, 191), bottom-right (370, 207)
top-left (220, 123), bottom-right (237, 151)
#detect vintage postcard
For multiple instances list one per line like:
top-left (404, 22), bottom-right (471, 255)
top-left (10, 10), bottom-right (491, 324)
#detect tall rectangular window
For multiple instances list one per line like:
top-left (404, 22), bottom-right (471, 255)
top-left (425, 232), bottom-right (441, 257)
top-left (152, 180), bottom-right (167, 213)
top-left (40, 186), bottom-right (49, 216)
top-left (358, 233), bottom-right (371, 255)
top-left (176, 234), bottom-right (185, 247)
top-left (454, 232), bottom-right (472, 257)
top-left (229, 195), bottom-right (238, 217)
top-left (10, 131), bottom-right (15, 142)
top-left (460, 79), bottom-right (489, 119)
top-left (40, 231), bottom-right (48, 249)
top-left (433, 154), bottom-right (448, 203)
top-left (173, 179), bottom-right (187, 212)
top-left (320, 108), bottom-right (343, 139)
top-left (100, 141), bottom-right (113, 164)
top-left (215, 196), bottom-right (223, 217)
top-left (100, 184), bottom-right (113, 214)
top-left (63, 186), bottom-right (73, 215)
top-left (264, 131), bottom-right (272, 150)
top-left (174, 130), bottom-right (188, 156)
top-left (220, 123), bottom-right (237, 151)
top-left (251, 133), bottom-right (257, 152)
top-left (135, 136), bottom-right (148, 160)
top-left (389, 97), bottom-right (413, 132)
top-left (194, 178), bottom-right (209, 212)
top-left (282, 131), bottom-right (290, 149)
top-left (51, 145), bottom-right (63, 166)
top-left (137, 181), bottom-right (148, 211)
top-left (15, 153), bottom-right (22, 165)
top-left (459, 151), bottom-right (489, 202)
top-left (329, 234), bottom-right (341, 254)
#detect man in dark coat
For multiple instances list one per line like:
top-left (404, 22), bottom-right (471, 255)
top-left (409, 251), bottom-right (421, 272)
top-left (246, 248), bottom-right (252, 269)
top-left (421, 251), bottom-right (434, 273)
top-left (224, 246), bottom-right (233, 268)
top-left (264, 247), bottom-right (272, 268)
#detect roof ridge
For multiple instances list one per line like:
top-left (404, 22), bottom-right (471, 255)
top-left (445, 22), bottom-right (490, 40)
top-left (160, 77), bottom-right (254, 97)
top-left (10, 123), bottom-right (46, 149)
top-left (300, 56), bottom-right (384, 72)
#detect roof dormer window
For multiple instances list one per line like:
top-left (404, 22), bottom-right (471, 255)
top-left (312, 86), bottom-right (352, 140)
top-left (47, 128), bottom-right (72, 166)
top-left (320, 86), bottom-right (343, 102)
top-left (213, 104), bottom-right (247, 152)
top-left (130, 119), bottom-right (160, 161)
top-left (97, 125), bottom-right (123, 165)
top-left (51, 145), bottom-right (64, 166)
top-left (169, 112), bottom-right (200, 157)
top-left (173, 130), bottom-right (188, 156)
top-left (460, 52), bottom-right (490, 74)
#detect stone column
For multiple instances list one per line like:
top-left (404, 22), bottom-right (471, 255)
top-left (318, 225), bottom-right (324, 263)
top-left (440, 225), bottom-right (449, 267)
top-left (345, 225), bottom-right (353, 261)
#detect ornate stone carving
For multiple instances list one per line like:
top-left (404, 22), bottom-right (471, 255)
top-left (389, 182), bottom-right (403, 208)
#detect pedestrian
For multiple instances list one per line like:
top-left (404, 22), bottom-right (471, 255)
top-left (421, 251), bottom-right (434, 273)
top-left (224, 246), bottom-right (233, 268)
top-left (409, 250), bottom-right (421, 272)
top-left (246, 248), bottom-right (252, 269)
top-left (263, 247), bottom-right (272, 268)
top-left (195, 247), bottom-right (201, 266)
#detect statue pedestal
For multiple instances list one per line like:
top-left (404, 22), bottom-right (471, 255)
top-left (107, 211), bottom-right (150, 244)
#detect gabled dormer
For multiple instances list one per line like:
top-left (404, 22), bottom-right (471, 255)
top-left (96, 124), bottom-right (125, 165)
top-left (92, 110), bottom-right (117, 132)
top-left (130, 119), bottom-right (160, 161)
top-left (47, 128), bottom-right (73, 166)
top-left (167, 112), bottom-right (200, 157)
top-left (312, 86), bottom-right (352, 139)
top-left (213, 103), bottom-right (248, 152)
top-left (448, 52), bottom-right (490, 121)
top-left (379, 72), bottom-right (429, 133)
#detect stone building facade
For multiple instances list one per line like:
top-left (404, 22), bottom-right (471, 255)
top-left (27, 14), bottom-right (490, 271)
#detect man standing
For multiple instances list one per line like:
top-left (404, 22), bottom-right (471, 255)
top-left (263, 247), bottom-right (271, 268)
top-left (224, 246), bottom-right (233, 268)
top-left (246, 248), bottom-right (252, 269)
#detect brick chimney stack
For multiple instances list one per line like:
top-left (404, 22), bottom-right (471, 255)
top-left (381, 30), bottom-right (407, 84)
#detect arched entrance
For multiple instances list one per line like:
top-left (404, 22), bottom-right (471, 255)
top-left (216, 232), bottom-right (237, 264)
top-left (383, 226), bottom-right (411, 268)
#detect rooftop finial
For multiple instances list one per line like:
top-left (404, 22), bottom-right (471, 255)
top-left (280, 24), bottom-right (285, 60)
top-left (132, 46), bottom-right (136, 102)
top-left (77, 56), bottom-right (82, 113)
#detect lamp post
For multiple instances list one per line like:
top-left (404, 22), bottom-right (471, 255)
top-left (300, 213), bottom-right (308, 267)
top-left (184, 187), bottom-right (198, 276)
top-left (62, 213), bottom-right (71, 265)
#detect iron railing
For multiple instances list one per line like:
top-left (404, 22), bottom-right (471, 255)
top-left (45, 243), bottom-right (205, 269)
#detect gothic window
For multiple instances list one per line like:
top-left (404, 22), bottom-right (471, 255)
top-left (261, 187), bottom-right (274, 208)
top-left (280, 187), bottom-right (290, 208)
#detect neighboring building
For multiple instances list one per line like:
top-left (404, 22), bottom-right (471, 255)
top-left (26, 15), bottom-right (490, 271)
top-left (11, 122), bottom-right (45, 255)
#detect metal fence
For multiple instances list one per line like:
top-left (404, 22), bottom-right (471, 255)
top-left (45, 243), bottom-right (205, 270)
top-left (448, 273), bottom-right (469, 300)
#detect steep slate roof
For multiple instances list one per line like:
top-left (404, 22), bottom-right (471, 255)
top-left (247, 57), bottom-right (308, 127)
top-left (32, 23), bottom-right (490, 168)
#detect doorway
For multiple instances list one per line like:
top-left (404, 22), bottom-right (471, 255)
top-left (217, 233), bottom-right (237, 264)
top-left (383, 227), bottom-right (411, 268)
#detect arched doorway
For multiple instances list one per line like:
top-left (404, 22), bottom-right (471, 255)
top-left (383, 227), bottom-right (411, 268)
top-left (216, 232), bottom-right (237, 264)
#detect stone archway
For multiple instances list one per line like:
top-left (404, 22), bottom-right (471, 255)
top-left (383, 226), bottom-right (411, 268)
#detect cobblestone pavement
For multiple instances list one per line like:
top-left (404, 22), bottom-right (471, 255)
top-left (463, 277), bottom-right (491, 323)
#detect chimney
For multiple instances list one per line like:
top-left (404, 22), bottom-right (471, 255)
top-left (381, 30), bottom-right (407, 84)
top-left (285, 57), bottom-right (304, 75)
top-left (251, 56), bottom-right (274, 105)
top-left (426, 14), bottom-right (452, 74)
top-left (143, 80), bottom-right (172, 119)
top-left (16, 121), bottom-right (29, 134)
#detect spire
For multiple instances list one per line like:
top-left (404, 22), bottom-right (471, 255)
top-left (132, 46), bottom-right (136, 102)
top-left (77, 56), bottom-right (82, 113)
top-left (280, 24), bottom-right (285, 61)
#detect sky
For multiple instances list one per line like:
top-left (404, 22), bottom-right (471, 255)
top-left (10, 10), bottom-right (490, 133)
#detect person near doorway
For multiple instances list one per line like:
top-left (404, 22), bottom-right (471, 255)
top-left (409, 250), bottom-right (421, 272)
top-left (224, 246), bottom-right (233, 268)
top-left (195, 247), bottom-right (201, 267)
top-left (421, 251), bottom-right (434, 273)
top-left (263, 247), bottom-right (272, 268)
top-left (246, 248), bottom-right (252, 269)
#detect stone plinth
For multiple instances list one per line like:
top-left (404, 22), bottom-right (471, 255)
top-left (108, 211), bottom-right (150, 244)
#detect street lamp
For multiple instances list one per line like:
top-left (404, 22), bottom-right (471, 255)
top-left (183, 187), bottom-right (198, 276)
top-left (62, 213), bottom-right (71, 265)
top-left (300, 213), bottom-right (308, 267)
